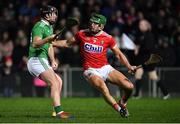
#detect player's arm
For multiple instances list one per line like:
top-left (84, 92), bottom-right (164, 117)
top-left (31, 25), bottom-right (56, 48)
top-left (32, 35), bottom-right (55, 48)
top-left (111, 45), bottom-right (136, 72)
top-left (48, 44), bottom-right (58, 70)
top-left (52, 37), bottom-right (76, 48)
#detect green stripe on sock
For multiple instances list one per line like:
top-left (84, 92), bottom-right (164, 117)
top-left (54, 106), bottom-right (62, 114)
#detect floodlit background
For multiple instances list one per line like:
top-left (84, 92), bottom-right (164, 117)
top-left (0, 0), bottom-right (180, 123)
top-left (0, 0), bottom-right (179, 98)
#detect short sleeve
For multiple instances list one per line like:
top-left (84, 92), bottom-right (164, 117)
top-left (32, 26), bottom-right (43, 39)
top-left (109, 36), bottom-right (116, 49)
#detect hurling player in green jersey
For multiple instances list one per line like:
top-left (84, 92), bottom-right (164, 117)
top-left (27, 5), bottom-right (72, 119)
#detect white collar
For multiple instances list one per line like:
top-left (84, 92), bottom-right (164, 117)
top-left (87, 29), bottom-right (103, 36)
top-left (41, 19), bottom-right (50, 26)
top-left (94, 30), bottom-right (103, 36)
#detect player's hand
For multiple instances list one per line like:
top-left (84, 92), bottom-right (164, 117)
top-left (51, 60), bottom-right (58, 70)
top-left (48, 34), bottom-right (56, 42)
top-left (127, 65), bottom-right (137, 75)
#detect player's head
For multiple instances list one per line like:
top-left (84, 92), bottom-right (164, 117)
top-left (40, 5), bottom-right (58, 25)
top-left (89, 13), bottom-right (107, 34)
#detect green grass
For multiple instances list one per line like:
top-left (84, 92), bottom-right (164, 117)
top-left (0, 97), bottom-right (180, 123)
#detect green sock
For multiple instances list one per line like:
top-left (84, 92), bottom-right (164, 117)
top-left (54, 106), bottom-right (62, 114)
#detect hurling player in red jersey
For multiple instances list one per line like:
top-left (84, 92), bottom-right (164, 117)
top-left (53, 13), bottom-right (136, 118)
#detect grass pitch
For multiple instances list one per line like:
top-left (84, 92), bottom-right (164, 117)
top-left (0, 97), bottom-right (179, 123)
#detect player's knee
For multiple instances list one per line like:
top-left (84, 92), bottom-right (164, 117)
top-left (51, 82), bottom-right (59, 91)
top-left (135, 68), bottom-right (143, 79)
top-left (148, 70), bottom-right (158, 81)
top-left (124, 78), bottom-right (134, 90)
top-left (55, 74), bottom-right (62, 83)
top-left (47, 77), bottom-right (59, 87)
top-left (129, 83), bottom-right (134, 91)
top-left (46, 78), bottom-right (55, 86)
top-left (56, 77), bottom-right (62, 87)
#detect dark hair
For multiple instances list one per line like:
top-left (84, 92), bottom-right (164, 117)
top-left (40, 5), bottom-right (58, 18)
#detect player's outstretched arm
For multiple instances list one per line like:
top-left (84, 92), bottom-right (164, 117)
top-left (52, 40), bottom-right (68, 47)
top-left (52, 37), bottom-right (76, 48)
top-left (111, 45), bottom-right (136, 73)
top-left (32, 35), bottom-right (55, 48)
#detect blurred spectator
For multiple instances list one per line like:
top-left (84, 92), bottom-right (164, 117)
top-left (1, 39), bottom-right (14, 57)
top-left (173, 26), bottom-right (180, 66)
top-left (0, 43), bottom-right (3, 64)
top-left (0, 42), bottom-right (3, 94)
top-left (107, 27), bottom-right (121, 67)
top-left (80, 0), bottom-right (96, 26)
top-left (155, 36), bottom-right (176, 99)
top-left (12, 29), bottom-right (33, 97)
top-left (133, 19), bottom-right (170, 99)
top-left (18, 0), bottom-right (39, 23)
top-left (71, 7), bottom-right (81, 20)
top-left (1, 56), bottom-right (15, 97)
top-left (101, 0), bottom-right (118, 18)
top-left (17, 15), bottom-right (32, 37)
top-left (58, 2), bottom-right (68, 18)
top-left (1, 31), bottom-right (10, 41)
top-left (156, 36), bottom-right (176, 67)
top-left (0, 3), bottom-right (17, 38)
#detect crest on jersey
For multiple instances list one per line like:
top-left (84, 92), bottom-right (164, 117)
top-left (100, 40), bottom-right (104, 45)
top-left (93, 38), bottom-right (97, 43)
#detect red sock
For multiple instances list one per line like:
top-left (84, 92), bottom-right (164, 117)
top-left (120, 96), bottom-right (127, 106)
top-left (113, 103), bottom-right (121, 112)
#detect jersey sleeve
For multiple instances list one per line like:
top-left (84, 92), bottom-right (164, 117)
top-left (109, 36), bottom-right (116, 49)
top-left (32, 26), bottom-right (43, 39)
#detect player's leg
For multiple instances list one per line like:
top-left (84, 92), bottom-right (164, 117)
top-left (40, 70), bottom-right (72, 118)
top-left (51, 73), bottom-right (62, 117)
top-left (148, 70), bottom-right (170, 99)
top-left (52, 73), bottom-right (72, 118)
top-left (107, 69), bottom-right (133, 117)
top-left (108, 69), bottom-right (134, 105)
top-left (55, 74), bottom-right (62, 103)
top-left (133, 68), bottom-right (144, 98)
top-left (40, 69), bottom-right (61, 108)
top-left (88, 75), bottom-right (121, 113)
top-left (27, 58), bottom-right (72, 118)
top-left (156, 80), bottom-right (170, 99)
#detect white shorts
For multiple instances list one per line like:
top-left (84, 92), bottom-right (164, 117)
top-left (27, 57), bottom-right (52, 77)
top-left (83, 65), bottom-right (114, 81)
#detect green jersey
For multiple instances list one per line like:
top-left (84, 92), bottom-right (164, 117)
top-left (28, 20), bottom-right (53, 59)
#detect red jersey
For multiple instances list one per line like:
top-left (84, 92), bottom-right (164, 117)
top-left (75, 29), bottom-right (116, 70)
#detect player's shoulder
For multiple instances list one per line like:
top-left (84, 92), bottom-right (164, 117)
top-left (78, 29), bottom-right (88, 33)
top-left (33, 21), bottom-right (44, 30)
top-left (76, 29), bottom-right (88, 36)
top-left (101, 31), bottom-right (113, 39)
top-left (34, 20), bottom-right (48, 29)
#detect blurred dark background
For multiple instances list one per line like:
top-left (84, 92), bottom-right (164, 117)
top-left (0, 0), bottom-right (179, 98)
